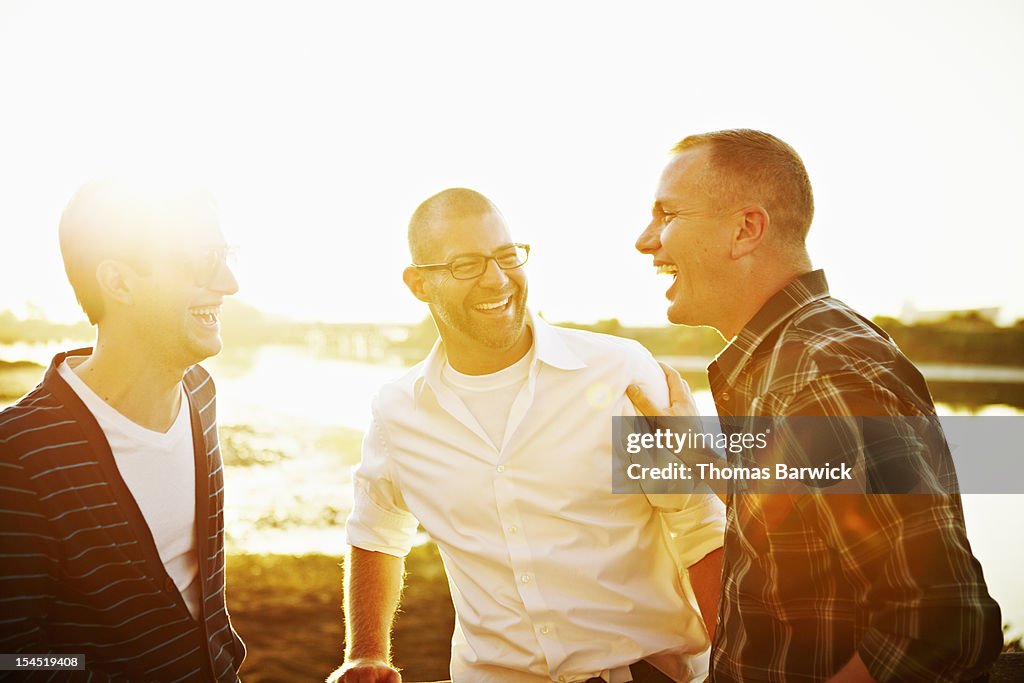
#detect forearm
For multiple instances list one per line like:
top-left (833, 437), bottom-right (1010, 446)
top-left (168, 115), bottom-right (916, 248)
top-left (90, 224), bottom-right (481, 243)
top-left (343, 546), bottom-right (406, 662)
top-left (686, 547), bottom-right (723, 642)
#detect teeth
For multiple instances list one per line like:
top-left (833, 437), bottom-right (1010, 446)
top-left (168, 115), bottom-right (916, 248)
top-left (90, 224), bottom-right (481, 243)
top-left (473, 297), bottom-right (510, 311)
top-left (190, 306), bottom-right (221, 323)
top-left (656, 265), bottom-right (679, 276)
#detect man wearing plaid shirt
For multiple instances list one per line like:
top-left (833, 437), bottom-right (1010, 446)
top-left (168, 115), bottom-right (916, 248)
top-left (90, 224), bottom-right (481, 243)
top-left (630, 129), bottom-right (1002, 682)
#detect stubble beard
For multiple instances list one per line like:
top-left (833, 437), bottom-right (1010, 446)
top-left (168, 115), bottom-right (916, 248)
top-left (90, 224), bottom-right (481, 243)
top-left (437, 284), bottom-right (529, 351)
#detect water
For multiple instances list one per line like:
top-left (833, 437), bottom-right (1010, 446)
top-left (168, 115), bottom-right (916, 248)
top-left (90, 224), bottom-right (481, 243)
top-left (2, 343), bottom-right (1022, 637)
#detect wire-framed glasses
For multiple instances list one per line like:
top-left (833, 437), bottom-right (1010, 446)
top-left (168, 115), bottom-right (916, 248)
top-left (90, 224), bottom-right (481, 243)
top-left (413, 243), bottom-right (530, 280)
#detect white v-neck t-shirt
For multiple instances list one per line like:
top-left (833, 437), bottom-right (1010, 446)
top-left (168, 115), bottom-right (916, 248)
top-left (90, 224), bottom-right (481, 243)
top-left (59, 361), bottom-right (202, 620)
top-left (440, 347), bottom-right (533, 450)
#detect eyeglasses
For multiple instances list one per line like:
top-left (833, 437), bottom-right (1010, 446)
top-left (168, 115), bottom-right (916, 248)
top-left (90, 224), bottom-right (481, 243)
top-left (413, 243), bottom-right (530, 280)
top-left (187, 246), bottom-right (238, 287)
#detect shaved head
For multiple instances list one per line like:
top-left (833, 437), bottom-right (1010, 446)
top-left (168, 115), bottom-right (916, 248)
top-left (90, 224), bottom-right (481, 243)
top-left (408, 188), bottom-right (502, 263)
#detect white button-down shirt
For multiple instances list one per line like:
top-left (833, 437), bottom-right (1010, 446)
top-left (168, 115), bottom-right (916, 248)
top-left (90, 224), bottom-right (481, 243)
top-left (346, 314), bottom-right (726, 682)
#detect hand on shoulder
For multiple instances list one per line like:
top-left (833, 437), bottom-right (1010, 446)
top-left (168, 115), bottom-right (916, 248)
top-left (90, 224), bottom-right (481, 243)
top-left (627, 361), bottom-right (700, 418)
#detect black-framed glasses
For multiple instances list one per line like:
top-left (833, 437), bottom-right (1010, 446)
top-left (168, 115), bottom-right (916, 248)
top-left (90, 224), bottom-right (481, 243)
top-left (413, 243), bottom-right (530, 280)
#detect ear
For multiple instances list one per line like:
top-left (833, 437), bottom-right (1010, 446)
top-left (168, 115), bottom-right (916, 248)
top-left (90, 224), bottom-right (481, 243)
top-left (95, 260), bottom-right (136, 307)
top-left (403, 266), bottom-right (434, 303)
top-left (731, 206), bottom-right (769, 260)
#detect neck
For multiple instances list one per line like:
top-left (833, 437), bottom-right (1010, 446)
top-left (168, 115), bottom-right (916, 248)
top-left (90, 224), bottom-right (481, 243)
top-left (71, 327), bottom-right (187, 432)
top-left (444, 326), bottom-right (534, 376)
top-left (717, 265), bottom-right (812, 341)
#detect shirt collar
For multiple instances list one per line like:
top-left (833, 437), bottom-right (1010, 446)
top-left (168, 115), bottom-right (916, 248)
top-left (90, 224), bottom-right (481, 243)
top-left (709, 269), bottom-right (830, 391)
top-left (413, 309), bottom-right (585, 401)
top-left (44, 347), bottom-right (92, 385)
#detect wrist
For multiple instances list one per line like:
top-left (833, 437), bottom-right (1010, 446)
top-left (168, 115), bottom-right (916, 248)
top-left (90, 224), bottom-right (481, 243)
top-left (345, 654), bottom-right (391, 665)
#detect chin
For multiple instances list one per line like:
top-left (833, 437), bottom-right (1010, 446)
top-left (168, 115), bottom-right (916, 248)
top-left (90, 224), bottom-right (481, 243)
top-left (666, 301), bottom-right (699, 327)
top-left (504, 326), bottom-right (529, 350)
top-left (666, 305), bottom-right (685, 326)
top-left (477, 324), bottom-right (525, 351)
top-left (186, 337), bottom-right (223, 365)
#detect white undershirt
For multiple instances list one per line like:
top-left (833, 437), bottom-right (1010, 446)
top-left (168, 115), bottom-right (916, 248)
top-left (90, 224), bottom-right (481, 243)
top-left (440, 346), bottom-right (533, 450)
top-left (59, 360), bottom-right (202, 620)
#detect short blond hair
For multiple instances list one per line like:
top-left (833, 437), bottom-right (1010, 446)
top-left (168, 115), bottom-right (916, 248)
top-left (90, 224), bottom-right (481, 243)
top-left (672, 129), bottom-right (814, 245)
top-left (59, 177), bottom-right (217, 324)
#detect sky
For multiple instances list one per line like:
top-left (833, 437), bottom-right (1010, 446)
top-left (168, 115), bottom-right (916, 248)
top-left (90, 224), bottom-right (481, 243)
top-left (1, 0), bottom-right (1022, 326)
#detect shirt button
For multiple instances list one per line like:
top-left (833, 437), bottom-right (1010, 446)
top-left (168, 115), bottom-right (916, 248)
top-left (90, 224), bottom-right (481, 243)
top-left (520, 573), bottom-right (531, 584)
top-left (539, 625), bottom-right (550, 635)
top-left (721, 391), bottom-right (731, 402)
top-left (496, 465), bottom-right (505, 473)
top-left (508, 525), bottom-right (518, 534)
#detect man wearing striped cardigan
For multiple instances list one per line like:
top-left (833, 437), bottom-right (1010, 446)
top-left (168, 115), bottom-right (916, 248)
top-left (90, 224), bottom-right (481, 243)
top-left (0, 178), bottom-right (246, 681)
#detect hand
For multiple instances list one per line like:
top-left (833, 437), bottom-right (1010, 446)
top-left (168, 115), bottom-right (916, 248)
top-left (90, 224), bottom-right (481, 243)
top-left (628, 362), bottom-right (726, 503)
top-left (627, 361), bottom-right (700, 418)
top-left (326, 659), bottom-right (401, 683)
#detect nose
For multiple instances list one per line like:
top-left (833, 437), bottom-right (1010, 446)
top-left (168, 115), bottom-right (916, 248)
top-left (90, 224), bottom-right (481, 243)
top-left (477, 256), bottom-right (510, 287)
top-left (635, 219), bottom-right (662, 255)
top-left (210, 260), bottom-right (239, 296)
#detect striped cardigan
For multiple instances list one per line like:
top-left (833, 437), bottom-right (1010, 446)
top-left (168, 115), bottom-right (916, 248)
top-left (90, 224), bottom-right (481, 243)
top-left (0, 349), bottom-right (245, 682)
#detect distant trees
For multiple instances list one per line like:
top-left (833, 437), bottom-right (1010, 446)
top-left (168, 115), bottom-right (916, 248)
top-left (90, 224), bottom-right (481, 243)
top-left (0, 310), bottom-right (92, 344)
top-left (874, 316), bottom-right (1024, 366)
top-left (2, 308), bottom-right (1022, 367)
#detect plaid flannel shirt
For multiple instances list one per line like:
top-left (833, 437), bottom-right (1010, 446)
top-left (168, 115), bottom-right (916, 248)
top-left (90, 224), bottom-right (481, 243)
top-left (707, 270), bottom-right (1002, 682)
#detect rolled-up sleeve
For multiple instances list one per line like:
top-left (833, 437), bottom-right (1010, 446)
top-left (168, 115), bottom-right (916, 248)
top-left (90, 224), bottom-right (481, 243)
top-left (344, 405), bottom-right (420, 557)
top-left (658, 494), bottom-right (726, 569)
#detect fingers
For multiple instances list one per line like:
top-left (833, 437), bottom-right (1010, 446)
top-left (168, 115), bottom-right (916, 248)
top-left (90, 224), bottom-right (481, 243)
top-left (328, 663), bottom-right (401, 683)
top-left (658, 361), bottom-right (699, 416)
top-left (658, 361), bottom-right (689, 402)
top-left (343, 669), bottom-right (400, 683)
top-left (626, 383), bottom-right (658, 417)
top-left (631, 362), bottom-right (700, 417)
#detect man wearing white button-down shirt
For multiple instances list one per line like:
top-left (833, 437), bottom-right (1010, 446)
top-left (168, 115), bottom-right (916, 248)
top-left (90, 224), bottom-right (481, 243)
top-left (328, 188), bottom-right (726, 683)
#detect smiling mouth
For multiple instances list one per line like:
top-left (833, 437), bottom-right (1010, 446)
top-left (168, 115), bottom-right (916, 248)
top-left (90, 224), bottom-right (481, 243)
top-left (656, 264), bottom-right (680, 302)
top-left (472, 296), bottom-right (511, 312)
top-left (190, 305), bottom-right (222, 325)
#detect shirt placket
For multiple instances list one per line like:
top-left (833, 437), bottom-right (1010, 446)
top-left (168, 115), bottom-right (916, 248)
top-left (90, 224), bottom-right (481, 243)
top-left (492, 364), bottom-right (570, 677)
